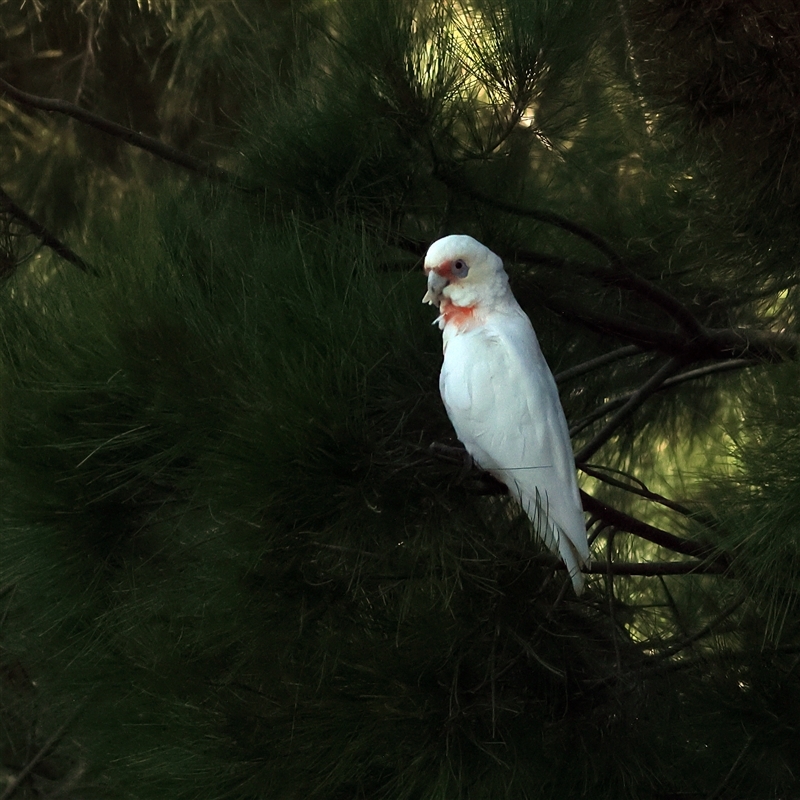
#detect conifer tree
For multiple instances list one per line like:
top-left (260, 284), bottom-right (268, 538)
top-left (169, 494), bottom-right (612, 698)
top-left (2, 1), bottom-right (800, 798)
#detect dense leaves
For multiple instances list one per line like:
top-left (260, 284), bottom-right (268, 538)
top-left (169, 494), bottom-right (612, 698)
top-left (2, 0), bottom-right (800, 798)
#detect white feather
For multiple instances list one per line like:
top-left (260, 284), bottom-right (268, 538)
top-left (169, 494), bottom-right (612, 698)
top-left (425, 235), bottom-right (590, 593)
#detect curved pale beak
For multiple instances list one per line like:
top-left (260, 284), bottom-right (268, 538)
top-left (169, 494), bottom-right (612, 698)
top-left (423, 270), bottom-right (449, 306)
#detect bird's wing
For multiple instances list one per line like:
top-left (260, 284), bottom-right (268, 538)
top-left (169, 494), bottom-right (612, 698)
top-left (440, 309), bottom-right (589, 578)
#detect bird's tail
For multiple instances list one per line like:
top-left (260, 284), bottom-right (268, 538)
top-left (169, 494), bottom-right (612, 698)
top-left (507, 484), bottom-right (589, 595)
top-left (557, 532), bottom-right (587, 595)
top-left (523, 486), bottom-right (588, 595)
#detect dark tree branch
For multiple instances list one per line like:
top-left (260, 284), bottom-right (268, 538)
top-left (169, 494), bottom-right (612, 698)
top-left (702, 325), bottom-right (800, 361)
top-left (570, 358), bottom-right (758, 438)
top-left (7, 79), bottom-right (794, 368)
top-left (537, 553), bottom-right (728, 576)
top-left (515, 246), bottom-right (709, 341)
top-left (544, 296), bottom-right (692, 355)
top-left (516, 248), bottom-right (800, 363)
top-left (657, 358), bottom-right (758, 388)
top-left (0, 697), bottom-right (88, 800)
top-left (0, 78), bottom-right (250, 190)
top-left (548, 293), bottom-right (800, 363)
top-left (429, 440), bottom-right (725, 565)
top-left (647, 643), bottom-right (800, 677)
top-left (438, 174), bottom-right (623, 263)
top-left (437, 177), bottom-right (709, 340)
top-left (574, 357), bottom-right (685, 462)
top-left (659, 594), bottom-right (747, 659)
top-left (578, 462), bottom-right (693, 516)
top-left (0, 185), bottom-right (95, 274)
top-left (554, 345), bottom-right (642, 384)
top-left (579, 490), bottom-right (724, 563)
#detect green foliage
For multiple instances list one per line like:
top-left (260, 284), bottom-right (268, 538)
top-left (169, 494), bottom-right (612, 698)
top-left (630, 0), bottom-right (800, 218)
top-left (0, 200), bottom-right (647, 799)
top-left (703, 364), bottom-right (800, 632)
top-left (3, 0), bottom-right (800, 797)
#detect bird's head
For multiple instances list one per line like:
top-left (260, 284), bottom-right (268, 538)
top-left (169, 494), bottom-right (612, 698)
top-left (422, 235), bottom-right (510, 315)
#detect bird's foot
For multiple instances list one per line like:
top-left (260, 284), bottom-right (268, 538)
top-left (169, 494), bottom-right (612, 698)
top-left (429, 442), bottom-right (474, 483)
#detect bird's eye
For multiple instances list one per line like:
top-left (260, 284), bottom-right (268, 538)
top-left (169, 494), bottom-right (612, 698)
top-left (452, 259), bottom-right (469, 277)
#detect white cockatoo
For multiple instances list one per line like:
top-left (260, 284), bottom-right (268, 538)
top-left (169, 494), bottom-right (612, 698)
top-left (424, 234), bottom-right (590, 593)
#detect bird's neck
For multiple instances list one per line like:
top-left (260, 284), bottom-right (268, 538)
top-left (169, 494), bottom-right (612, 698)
top-left (439, 297), bottom-right (479, 331)
top-left (439, 278), bottom-right (515, 329)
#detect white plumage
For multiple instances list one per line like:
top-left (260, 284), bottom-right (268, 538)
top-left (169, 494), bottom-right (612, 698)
top-left (424, 234), bottom-right (590, 593)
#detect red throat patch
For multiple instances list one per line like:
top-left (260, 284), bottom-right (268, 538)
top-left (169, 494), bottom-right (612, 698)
top-left (440, 298), bottom-right (478, 330)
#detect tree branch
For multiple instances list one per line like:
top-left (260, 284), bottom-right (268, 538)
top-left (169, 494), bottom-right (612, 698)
top-left (0, 185), bottom-right (95, 274)
top-left (547, 291), bottom-right (800, 363)
top-left (442, 175), bottom-right (623, 263)
top-left (436, 177), bottom-right (709, 340)
top-left (579, 490), bottom-right (724, 563)
top-left (702, 324), bottom-right (800, 361)
top-left (515, 246), bottom-right (709, 341)
top-left (574, 357), bottom-right (685, 462)
top-left (657, 358), bottom-right (758, 388)
top-left (554, 345), bottom-right (642, 384)
top-left (429, 441), bottom-right (725, 565)
top-left (515, 246), bottom-right (800, 363)
top-left (0, 78), bottom-right (250, 190)
top-left (0, 698), bottom-right (88, 800)
top-left (570, 358), bottom-right (758, 438)
top-left (578, 462), bottom-right (693, 516)
top-left (537, 552), bottom-right (728, 576)
top-left (543, 296), bottom-right (692, 355)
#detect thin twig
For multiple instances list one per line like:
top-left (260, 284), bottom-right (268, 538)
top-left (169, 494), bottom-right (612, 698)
top-left (0, 185), bottom-right (95, 274)
top-left (554, 345), bottom-right (642, 384)
top-left (590, 596), bottom-right (748, 687)
top-left (578, 462), bottom-right (692, 516)
top-left (569, 358), bottom-right (757, 438)
top-left (659, 594), bottom-right (747, 659)
top-left (659, 358), bottom-right (758, 388)
top-left (574, 357), bottom-right (684, 462)
top-left (707, 734), bottom-right (753, 800)
top-left (606, 530), bottom-right (622, 678)
top-left (646, 643), bottom-right (800, 677)
top-left (73, 6), bottom-right (96, 106)
top-left (0, 583), bottom-right (17, 628)
top-left (453, 180), bottom-right (623, 263)
top-left (0, 78), bottom-right (249, 190)
top-left (0, 699), bottom-right (88, 800)
top-left (657, 573), bottom-right (690, 639)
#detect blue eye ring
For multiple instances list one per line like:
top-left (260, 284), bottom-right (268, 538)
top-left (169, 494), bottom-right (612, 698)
top-left (452, 259), bottom-right (469, 277)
